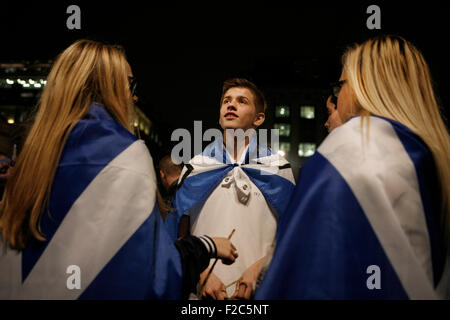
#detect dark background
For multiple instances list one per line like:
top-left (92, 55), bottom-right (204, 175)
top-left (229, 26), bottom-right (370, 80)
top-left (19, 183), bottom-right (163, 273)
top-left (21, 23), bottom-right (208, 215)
top-left (1, 1), bottom-right (448, 165)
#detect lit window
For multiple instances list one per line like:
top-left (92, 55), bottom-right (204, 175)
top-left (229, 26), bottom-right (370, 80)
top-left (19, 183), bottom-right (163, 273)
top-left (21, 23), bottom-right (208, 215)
top-left (19, 112), bottom-right (27, 122)
top-left (280, 142), bottom-right (291, 152)
top-left (274, 123), bottom-right (290, 137)
top-left (298, 143), bottom-right (316, 157)
top-left (300, 106), bottom-right (315, 119)
top-left (277, 142), bottom-right (291, 157)
top-left (20, 92), bottom-right (33, 98)
top-left (275, 106), bottom-right (290, 118)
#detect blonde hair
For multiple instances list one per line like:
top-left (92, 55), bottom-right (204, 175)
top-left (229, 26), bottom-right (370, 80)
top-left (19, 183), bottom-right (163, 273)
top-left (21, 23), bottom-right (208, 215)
top-left (0, 40), bottom-right (136, 249)
top-left (342, 35), bottom-right (450, 246)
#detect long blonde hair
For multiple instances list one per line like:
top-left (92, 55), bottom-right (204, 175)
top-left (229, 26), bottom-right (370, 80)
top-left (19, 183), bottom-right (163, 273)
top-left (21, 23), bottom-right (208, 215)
top-left (342, 35), bottom-right (450, 245)
top-left (0, 40), bottom-right (136, 249)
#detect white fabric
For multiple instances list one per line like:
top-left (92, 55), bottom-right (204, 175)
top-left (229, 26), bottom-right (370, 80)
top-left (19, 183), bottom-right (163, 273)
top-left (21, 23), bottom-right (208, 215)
top-left (187, 145), bottom-right (280, 298)
top-left (319, 116), bottom-right (439, 299)
top-left (244, 153), bottom-right (295, 180)
top-left (181, 142), bottom-right (294, 183)
top-left (0, 140), bottom-right (157, 299)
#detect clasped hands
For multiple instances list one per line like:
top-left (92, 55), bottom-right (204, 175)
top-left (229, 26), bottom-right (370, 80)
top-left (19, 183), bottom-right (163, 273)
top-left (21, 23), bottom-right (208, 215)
top-left (199, 257), bottom-right (264, 300)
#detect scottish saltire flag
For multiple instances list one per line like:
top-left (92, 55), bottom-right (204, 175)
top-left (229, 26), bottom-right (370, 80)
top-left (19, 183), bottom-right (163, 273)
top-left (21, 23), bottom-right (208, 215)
top-left (164, 211), bottom-right (180, 242)
top-left (174, 135), bottom-right (296, 222)
top-left (0, 103), bottom-right (182, 299)
top-left (255, 116), bottom-right (450, 300)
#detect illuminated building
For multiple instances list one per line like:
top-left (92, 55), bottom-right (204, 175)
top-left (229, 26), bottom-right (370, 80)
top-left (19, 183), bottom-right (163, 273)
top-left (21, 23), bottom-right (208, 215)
top-left (0, 61), bottom-right (160, 154)
top-left (263, 84), bottom-right (329, 178)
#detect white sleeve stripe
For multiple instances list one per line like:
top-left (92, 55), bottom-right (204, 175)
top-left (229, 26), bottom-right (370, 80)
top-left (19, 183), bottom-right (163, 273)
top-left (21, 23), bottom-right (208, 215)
top-left (199, 235), bottom-right (216, 257)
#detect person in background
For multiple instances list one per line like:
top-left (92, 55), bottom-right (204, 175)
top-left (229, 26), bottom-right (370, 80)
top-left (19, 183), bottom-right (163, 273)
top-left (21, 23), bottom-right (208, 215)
top-left (159, 155), bottom-right (183, 209)
top-left (324, 94), bottom-right (343, 133)
top-left (159, 154), bottom-right (183, 241)
top-left (0, 120), bottom-right (14, 199)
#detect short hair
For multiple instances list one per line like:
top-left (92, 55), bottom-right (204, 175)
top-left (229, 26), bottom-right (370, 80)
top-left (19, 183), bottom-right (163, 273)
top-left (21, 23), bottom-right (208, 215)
top-left (159, 155), bottom-right (183, 176)
top-left (220, 78), bottom-right (267, 113)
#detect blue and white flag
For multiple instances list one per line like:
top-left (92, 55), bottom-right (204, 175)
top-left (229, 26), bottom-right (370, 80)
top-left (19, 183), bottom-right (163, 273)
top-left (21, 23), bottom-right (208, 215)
top-left (255, 116), bottom-right (449, 300)
top-left (174, 135), bottom-right (296, 224)
top-left (0, 103), bottom-right (182, 299)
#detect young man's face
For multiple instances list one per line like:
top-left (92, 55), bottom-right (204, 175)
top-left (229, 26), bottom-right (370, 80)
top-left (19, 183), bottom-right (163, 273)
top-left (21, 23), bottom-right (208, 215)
top-left (219, 87), bottom-right (264, 131)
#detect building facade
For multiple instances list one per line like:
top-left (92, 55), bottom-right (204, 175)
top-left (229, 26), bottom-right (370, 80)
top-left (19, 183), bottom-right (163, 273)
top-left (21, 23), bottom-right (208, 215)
top-left (0, 61), bottom-right (161, 156)
top-left (263, 84), bottom-right (329, 179)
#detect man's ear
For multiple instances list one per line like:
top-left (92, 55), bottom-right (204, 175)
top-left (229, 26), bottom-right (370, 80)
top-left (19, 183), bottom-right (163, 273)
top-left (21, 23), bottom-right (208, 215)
top-left (160, 170), bottom-right (165, 180)
top-left (253, 112), bottom-right (265, 127)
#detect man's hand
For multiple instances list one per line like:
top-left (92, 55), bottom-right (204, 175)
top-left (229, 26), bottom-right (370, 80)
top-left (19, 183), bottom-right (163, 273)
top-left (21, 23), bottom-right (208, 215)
top-left (232, 257), bottom-right (265, 300)
top-left (211, 237), bottom-right (238, 265)
top-left (199, 269), bottom-right (227, 300)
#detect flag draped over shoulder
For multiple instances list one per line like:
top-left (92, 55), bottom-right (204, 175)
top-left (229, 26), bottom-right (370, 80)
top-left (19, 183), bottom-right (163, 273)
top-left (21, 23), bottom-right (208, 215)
top-left (174, 135), bottom-right (296, 222)
top-left (0, 103), bottom-right (182, 300)
top-left (255, 116), bottom-right (449, 300)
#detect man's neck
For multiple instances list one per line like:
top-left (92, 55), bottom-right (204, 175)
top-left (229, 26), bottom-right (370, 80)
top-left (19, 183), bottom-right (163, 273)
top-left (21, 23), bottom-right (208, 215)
top-left (223, 129), bottom-right (254, 161)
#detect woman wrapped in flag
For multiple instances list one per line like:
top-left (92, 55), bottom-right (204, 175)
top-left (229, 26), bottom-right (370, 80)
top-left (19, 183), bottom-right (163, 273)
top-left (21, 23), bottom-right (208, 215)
top-left (255, 35), bottom-right (450, 299)
top-left (0, 40), bottom-right (238, 299)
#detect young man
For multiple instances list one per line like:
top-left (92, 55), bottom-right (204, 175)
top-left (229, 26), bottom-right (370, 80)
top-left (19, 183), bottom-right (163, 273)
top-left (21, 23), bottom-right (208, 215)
top-left (175, 78), bottom-right (295, 300)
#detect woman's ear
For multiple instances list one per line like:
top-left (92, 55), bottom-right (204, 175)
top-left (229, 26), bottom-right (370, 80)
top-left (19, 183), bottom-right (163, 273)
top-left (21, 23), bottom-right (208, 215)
top-left (253, 112), bottom-right (265, 127)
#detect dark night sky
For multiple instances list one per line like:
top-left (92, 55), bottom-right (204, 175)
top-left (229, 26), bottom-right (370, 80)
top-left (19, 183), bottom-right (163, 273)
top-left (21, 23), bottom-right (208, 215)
top-left (1, 2), bottom-right (449, 152)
